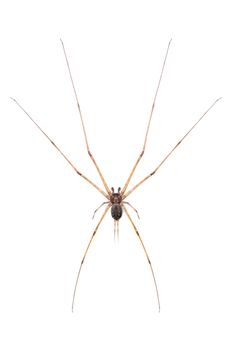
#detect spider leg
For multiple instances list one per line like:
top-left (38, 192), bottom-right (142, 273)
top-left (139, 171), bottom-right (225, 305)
top-left (72, 204), bottom-right (111, 312)
top-left (92, 201), bottom-right (109, 219)
top-left (11, 98), bottom-right (109, 199)
top-left (123, 204), bottom-right (160, 311)
top-left (123, 97), bottom-right (222, 199)
top-left (61, 40), bottom-right (111, 196)
top-left (123, 201), bottom-right (140, 219)
top-left (121, 39), bottom-right (172, 196)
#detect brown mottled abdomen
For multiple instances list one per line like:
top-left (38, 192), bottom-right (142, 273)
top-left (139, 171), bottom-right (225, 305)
top-left (111, 204), bottom-right (123, 220)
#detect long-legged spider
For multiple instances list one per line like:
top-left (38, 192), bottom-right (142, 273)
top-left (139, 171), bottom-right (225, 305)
top-left (11, 40), bottom-right (221, 312)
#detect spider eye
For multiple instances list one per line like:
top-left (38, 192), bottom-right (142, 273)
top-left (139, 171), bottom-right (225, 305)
top-left (118, 187), bottom-right (121, 193)
top-left (111, 187), bottom-right (114, 193)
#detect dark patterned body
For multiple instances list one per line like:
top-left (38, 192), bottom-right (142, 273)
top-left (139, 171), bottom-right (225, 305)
top-left (110, 190), bottom-right (123, 220)
top-left (111, 204), bottom-right (123, 220)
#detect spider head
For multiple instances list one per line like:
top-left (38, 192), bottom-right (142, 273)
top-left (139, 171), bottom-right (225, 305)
top-left (110, 187), bottom-right (122, 204)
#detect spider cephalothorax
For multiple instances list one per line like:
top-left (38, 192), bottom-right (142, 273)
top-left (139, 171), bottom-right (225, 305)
top-left (110, 187), bottom-right (123, 220)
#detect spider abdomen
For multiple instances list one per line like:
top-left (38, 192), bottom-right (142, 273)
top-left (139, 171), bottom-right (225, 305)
top-left (111, 204), bottom-right (123, 220)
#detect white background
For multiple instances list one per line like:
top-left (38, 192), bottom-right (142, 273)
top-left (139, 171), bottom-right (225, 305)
top-left (0, 0), bottom-right (232, 349)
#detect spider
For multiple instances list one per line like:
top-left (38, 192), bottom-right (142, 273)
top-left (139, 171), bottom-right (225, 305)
top-left (11, 39), bottom-right (221, 312)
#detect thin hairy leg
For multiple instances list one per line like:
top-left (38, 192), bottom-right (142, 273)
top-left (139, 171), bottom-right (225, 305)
top-left (61, 40), bottom-right (111, 195)
top-left (123, 98), bottom-right (221, 199)
top-left (123, 205), bottom-right (160, 311)
top-left (121, 40), bottom-right (172, 196)
top-left (72, 204), bottom-right (111, 311)
top-left (11, 98), bottom-right (108, 199)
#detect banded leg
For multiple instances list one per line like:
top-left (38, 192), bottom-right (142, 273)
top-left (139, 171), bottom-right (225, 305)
top-left (72, 204), bottom-right (111, 312)
top-left (123, 201), bottom-right (140, 219)
top-left (121, 39), bottom-right (172, 196)
top-left (123, 97), bottom-right (222, 199)
top-left (11, 98), bottom-right (108, 199)
top-left (61, 40), bottom-right (111, 196)
top-left (123, 205), bottom-right (160, 311)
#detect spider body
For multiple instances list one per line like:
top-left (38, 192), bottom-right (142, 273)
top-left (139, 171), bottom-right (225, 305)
top-left (110, 187), bottom-right (123, 221)
top-left (110, 187), bottom-right (123, 220)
